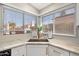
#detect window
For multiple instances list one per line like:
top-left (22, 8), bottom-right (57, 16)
top-left (43, 14), bottom-right (53, 32)
top-left (65, 8), bottom-right (75, 15)
top-left (55, 8), bottom-right (76, 35)
top-left (3, 8), bottom-right (24, 34)
top-left (42, 14), bottom-right (54, 38)
top-left (24, 14), bottom-right (37, 34)
top-left (54, 12), bottom-right (61, 18)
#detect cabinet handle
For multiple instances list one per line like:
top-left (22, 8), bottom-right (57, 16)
top-left (0, 52), bottom-right (9, 56)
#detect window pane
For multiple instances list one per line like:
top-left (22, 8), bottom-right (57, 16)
top-left (14, 11), bottom-right (23, 34)
top-left (24, 14), bottom-right (37, 34)
top-left (43, 14), bottom-right (53, 24)
top-left (42, 14), bottom-right (53, 38)
top-left (65, 8), bottom-right (75, 15)
top-left (54, 12), bottom-right (61, 18)
top-left (55, 14), bottom-right (75, 35)
top-left (3, 9), bottom-right (23, 34)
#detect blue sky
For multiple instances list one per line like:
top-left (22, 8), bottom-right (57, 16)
top-left (24, 14), bottom-right (36, 25)
top-left (4, 9), bottom-right (36, 27)
top-left (4, 9), bottom-right (23, 26)
top-left (4, 8), bottom-right (54, 27)
top-left (43, 14), bottom-right (54, 24)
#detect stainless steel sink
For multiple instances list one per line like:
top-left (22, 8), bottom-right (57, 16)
top-left (28, 39), bottom-right (49, 42)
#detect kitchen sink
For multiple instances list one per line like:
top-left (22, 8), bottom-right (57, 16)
top-left (28, 39), bottom-right (49, 42)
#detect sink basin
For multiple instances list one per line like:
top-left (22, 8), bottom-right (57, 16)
top-left (28, 39), bottom-right (49, 42)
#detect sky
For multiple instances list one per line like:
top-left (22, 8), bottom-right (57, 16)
top-left (43, 14), bottom-right (54, 24)
top-left (4, 9), bottom-right (36, 27)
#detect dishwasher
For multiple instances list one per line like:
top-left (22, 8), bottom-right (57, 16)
top-left (0, 49), bottom-right (11, 56)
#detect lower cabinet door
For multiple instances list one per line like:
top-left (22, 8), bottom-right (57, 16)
top-left (48, 45), bottom-right (69, 56)
top-left (70, 52), bottom-right (79, 56)
top-left (11, 45), bottom-right (26, 56)
top-left (26, 45), bottom-right (48, 56)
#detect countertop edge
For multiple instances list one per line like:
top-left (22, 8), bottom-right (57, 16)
top-left (0, 41), bottom-right (79, 55)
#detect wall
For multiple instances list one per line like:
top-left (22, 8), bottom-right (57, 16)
top-left (76, 4), bottom-right (79, 26)
top-left (3, 3), bottom-right (39, 16)
top-left (76, 4), bottom-right (79, 39)
top-left (0, 5), bottom-right (3, 36)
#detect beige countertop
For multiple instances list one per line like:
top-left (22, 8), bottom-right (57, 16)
top-left (0, 34), bottom-right (79, 54)
top-left (48, 38), bottom-right (79, 54)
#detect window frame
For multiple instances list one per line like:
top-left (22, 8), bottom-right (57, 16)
top-left (0, 4), bottom-right (3, 35)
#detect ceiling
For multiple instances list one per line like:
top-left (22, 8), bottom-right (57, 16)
top-left (28, 3), bottom-right (53, 11)
top-left (5, 3), bottom-right (53, 11)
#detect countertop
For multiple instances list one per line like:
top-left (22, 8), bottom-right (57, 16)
top-left (49, 38), bottom-right (79, 54)
top-left (0, 34), bottom-right (79, 54)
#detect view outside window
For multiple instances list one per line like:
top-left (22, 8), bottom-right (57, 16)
top-left (24, 14), bottom-right (37, 34)
top-left (42, 14), bottom-right (53, 38)
top-left (54, 12), bottom-right (61, 18)
top-left (3, 9), bottom-right (24, 34)
top-left (43, 14), bottom-right (53, 32)
top-left (55, 8), bottom-right (75, 35)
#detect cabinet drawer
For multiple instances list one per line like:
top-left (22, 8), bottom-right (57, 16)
top-left (27, 45), bottom-right (48, 48)
top-left (26, 45), bottom-right (48, 56)
top-left (48, 45), bottom-right (69, 56)
top-left (70, 52), bottom-right (79, 56)
top-left (11, 45), bottom-right (26, 56)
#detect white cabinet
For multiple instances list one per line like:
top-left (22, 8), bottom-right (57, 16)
top-left (70, 52), bottom-right (79, 56)
top-left (11, 45), bottom-right (26, 56)
top-left (48, 45), bottom-right (69, 56)
top-left (26, 45), bottom-right (48, 56)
